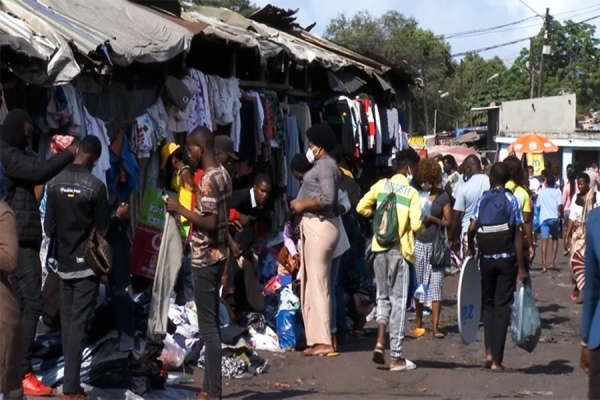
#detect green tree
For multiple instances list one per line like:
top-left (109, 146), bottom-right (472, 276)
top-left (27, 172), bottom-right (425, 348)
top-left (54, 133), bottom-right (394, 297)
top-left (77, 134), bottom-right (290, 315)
top-left (502, 19), bottom-right (600, 113)
top-left (325, 11), bottom-right (455, 134)
top-left (450, 54), bottom-right (508, 125)
top-left (194, 0), bottom-right (258, 16)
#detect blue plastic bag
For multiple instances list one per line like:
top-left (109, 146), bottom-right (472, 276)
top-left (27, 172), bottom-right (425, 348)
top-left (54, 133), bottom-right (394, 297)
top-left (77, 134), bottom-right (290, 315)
top-left (533, 207), bottom-right (541, 231)
top-left (276, 310), bottom-right (296, 350)
top-left (511, 282), bottom-right (542, 353)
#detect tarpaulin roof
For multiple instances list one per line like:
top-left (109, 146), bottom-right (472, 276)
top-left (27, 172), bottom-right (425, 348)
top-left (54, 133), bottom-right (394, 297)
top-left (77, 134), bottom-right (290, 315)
top-left (1, 0), bottom-right (192, 66)
top-left (0, 5), bottom-right (80, 85)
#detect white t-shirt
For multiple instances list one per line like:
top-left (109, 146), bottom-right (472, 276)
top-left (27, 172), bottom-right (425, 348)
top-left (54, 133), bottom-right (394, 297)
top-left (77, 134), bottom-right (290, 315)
top-left (569, 192), bottom-right (600, 223)
top-left (453, 174), bottom-right (491, 233)
top-left (529, 177), bottom-right (541, 195)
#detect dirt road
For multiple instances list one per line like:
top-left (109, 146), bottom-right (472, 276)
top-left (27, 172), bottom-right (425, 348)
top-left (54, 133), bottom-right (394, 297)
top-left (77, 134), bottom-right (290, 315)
top-left (213, 253), bottom-right (586, 399)
top-left (40, 252), bottom-right (587, 399)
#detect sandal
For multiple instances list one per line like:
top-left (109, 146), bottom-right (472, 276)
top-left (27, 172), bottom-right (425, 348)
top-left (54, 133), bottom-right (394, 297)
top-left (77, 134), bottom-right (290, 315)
top-left (571, 289), bottom-right (580, 302)
top-left (390, 359), bottom-right (417, 372)
top-left (433, 332), bottom-right (445, 339)
top-left (372, 343), bottom-right (385, 365)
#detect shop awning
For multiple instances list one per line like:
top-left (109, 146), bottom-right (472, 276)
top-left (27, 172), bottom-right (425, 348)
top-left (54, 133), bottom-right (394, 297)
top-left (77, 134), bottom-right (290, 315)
top-left (0, 6), bottom-right (80, 85)
top-left (1, 0), bottom-right (192, 66)
top-left (453, 131), bottom-right (485, 145)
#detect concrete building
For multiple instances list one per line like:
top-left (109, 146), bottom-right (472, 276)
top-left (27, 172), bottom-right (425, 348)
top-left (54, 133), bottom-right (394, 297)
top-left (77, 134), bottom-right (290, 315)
top-left (492, 94), bottom-right (600, 175)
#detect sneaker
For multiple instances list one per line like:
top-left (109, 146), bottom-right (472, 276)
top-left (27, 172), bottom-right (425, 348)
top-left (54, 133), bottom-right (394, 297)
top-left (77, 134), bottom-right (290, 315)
top-left (22, 372), bottom-right (53, 397)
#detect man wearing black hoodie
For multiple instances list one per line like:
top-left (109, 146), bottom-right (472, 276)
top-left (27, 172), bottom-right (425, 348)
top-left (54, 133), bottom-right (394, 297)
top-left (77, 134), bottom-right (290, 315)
top-left (0, 109), bottom-right (74, 397)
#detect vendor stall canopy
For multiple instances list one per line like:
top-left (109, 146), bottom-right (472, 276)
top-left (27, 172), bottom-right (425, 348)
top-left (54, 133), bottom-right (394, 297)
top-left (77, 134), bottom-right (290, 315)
top-left (0, 0), bottom-right (192, 67)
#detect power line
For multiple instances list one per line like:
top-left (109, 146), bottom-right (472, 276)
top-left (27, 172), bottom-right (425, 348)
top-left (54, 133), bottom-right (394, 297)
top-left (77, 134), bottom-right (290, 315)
top-left (441, 3), bottom-right (600, 40)
top-left (440, 17), bottom-right (537, 39)
top-left (445, 6), bottom-right (600, 40)
top-left (451, 37), bottom-right (532, 57)
top-left (450, 13), bottom-right (600, 58)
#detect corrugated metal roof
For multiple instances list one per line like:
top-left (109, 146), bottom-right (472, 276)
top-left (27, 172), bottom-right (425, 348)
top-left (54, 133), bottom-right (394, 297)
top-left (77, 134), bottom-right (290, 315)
top-left (1, 0), bottom-right (192, 66)
top-left (0, 5), bottom-right (58, 60)
top-left (194, 6), bottom-right (381, 74)
top-left (249, 5), bottom-right (416, 85)
top-left (0, 5), bottom-right (80, 85)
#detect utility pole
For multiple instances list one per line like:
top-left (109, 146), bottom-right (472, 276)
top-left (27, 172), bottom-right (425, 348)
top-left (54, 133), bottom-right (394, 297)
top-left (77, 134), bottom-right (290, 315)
top-left (538, 7), bottom-right (551, 98)
top-left (529, 38), bottom-right (535, 98)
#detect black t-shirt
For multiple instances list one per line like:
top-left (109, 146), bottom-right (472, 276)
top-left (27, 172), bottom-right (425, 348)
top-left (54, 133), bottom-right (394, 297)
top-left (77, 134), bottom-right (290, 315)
top-left (417, 190), bottom-right (451, 244)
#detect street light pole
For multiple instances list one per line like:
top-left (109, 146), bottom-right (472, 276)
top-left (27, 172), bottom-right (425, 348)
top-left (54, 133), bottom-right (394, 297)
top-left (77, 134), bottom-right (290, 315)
top-left (434, 92), bottom-right (449, 134)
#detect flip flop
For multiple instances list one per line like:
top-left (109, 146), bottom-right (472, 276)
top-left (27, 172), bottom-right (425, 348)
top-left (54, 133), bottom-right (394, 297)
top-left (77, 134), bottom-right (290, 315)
top-left (372, 344), bottom-right (385, 365)
top-left (390, 359), bottom-right (417, 372)
top-left (318, 352), bottom-right (339, 357)
top-left (413, 328), bottom-right (426, 338)
top-left (433, 332), bottom-right (445, 339)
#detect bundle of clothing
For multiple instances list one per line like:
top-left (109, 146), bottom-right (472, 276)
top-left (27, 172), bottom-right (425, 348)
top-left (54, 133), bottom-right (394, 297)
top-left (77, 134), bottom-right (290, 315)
top-left (32, 330), bottom-right (165, 395)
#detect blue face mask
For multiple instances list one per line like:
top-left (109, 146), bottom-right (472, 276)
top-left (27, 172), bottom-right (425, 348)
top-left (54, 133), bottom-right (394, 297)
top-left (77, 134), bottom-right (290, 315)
top-left (444, 165), bottom-right (453, 174)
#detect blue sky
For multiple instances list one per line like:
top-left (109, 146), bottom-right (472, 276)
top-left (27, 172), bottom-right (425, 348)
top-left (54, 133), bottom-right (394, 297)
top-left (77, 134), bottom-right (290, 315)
top-left (252, 0), bottom-right (600, 66)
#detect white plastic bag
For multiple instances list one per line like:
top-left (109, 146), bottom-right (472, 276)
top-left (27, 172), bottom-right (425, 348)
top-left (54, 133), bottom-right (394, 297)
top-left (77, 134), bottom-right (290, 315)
top-left (158, 334), bottom-right (185, 369)
top-left (511, 282), bottom-right (542, 353)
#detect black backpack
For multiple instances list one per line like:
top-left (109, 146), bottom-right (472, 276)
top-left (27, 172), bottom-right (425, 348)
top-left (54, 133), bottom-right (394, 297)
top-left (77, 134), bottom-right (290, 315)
top-left (340, 174), bottom-right (361, 210)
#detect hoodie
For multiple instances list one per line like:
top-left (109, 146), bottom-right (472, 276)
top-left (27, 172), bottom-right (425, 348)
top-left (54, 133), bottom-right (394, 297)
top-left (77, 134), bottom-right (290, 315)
top-left (0, 109), bottom-right (74, 248)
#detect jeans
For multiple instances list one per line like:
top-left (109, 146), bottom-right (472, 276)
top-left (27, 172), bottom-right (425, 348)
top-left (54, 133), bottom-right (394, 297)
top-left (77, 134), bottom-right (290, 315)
top-left (193, 263), bottom-right (225, 398)
top-left (480, 257), bottom-right (517, 364)
top-left (9, 246), bottom-right (43, 378)
top-left (175, 250), bottom-right (194, 302)
top-left (329, 255), bottom-right (345, 334)
top-left (373, 248), bottom-right (409, 360)
top-left (108, 219), bottom-right (135, 351)
top-left (60, 276), bottom-right (99, 394)
top-left (591, 347), bottom-right (600, 399)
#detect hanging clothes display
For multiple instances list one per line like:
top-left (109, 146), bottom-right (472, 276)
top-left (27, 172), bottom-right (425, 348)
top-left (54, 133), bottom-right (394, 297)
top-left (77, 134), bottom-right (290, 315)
top-left (284, 114), bottom-right (301, 198)
top-left (132, 114), bottom-right (154, 159)
top-left (84, 108), bottom-right (111, 190)
top-left (289, 103), bottom-right (311, 152)
top-left (323, 96), bottom-right (359, 158)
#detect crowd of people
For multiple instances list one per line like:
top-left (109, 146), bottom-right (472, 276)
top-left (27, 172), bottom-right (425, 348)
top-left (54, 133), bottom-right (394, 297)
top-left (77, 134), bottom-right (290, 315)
top-left (1, 105), bottom-right (599, 399)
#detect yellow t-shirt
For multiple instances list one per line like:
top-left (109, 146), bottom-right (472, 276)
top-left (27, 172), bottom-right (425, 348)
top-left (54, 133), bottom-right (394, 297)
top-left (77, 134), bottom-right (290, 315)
top-left (356, 174), bottom-right (424, 263)
top-left (172, 166), bottom-right (193, 237)
top-left (506, 180), bottom-right (531, 214)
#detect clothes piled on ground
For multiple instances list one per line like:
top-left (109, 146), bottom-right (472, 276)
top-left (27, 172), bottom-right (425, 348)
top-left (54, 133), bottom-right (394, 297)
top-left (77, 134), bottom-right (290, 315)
top-left (32, 330), bottom-right (164, 395)
top-left (32, 293), bottom-right (166, 395)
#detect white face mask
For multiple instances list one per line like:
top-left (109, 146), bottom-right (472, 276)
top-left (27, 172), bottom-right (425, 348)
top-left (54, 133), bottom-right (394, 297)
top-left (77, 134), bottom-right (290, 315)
top-left (306, 147), bottom-right (319, 164)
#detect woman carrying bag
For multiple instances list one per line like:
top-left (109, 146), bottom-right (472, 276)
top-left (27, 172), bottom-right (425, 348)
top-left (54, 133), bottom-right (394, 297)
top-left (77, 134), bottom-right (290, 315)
top-left (413, 158), bottom-right (452, 339)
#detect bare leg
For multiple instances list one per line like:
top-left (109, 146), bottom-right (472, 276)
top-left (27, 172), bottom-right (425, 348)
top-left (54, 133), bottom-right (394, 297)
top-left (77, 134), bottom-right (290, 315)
top-left (431, 301), bottom-right (444, 338)
top-left (541, 238), bottom-right (549, 272)
top-left (415, 300), bottom-right (423, 329)
top-left (377, 323), bottom-right (386, 347)
top-left (551, 239), bottom-right (558, 265)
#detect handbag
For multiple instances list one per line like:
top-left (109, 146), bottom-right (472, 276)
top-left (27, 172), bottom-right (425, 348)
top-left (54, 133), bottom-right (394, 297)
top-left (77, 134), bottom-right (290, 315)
top-left (430, 226), bottom-right (449, 267)
top-left (84, 227), bottom-right (113, 275)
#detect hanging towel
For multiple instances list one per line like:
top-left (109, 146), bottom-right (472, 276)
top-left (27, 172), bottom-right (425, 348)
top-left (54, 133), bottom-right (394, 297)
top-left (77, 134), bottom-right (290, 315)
top-left (147, 212), bottom-right (183, 341)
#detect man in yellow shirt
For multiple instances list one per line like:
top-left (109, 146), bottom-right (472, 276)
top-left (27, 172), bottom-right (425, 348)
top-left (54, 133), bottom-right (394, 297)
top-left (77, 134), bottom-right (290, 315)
top-left (356, 147), bottom-right (423, 372)
top-left (504, 156), bottom-right (536, 268)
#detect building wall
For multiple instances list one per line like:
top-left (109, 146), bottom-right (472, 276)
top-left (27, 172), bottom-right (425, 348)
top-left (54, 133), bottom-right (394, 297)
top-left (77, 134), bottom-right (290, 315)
top-left (499, 94), bottom-right (576, 136)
